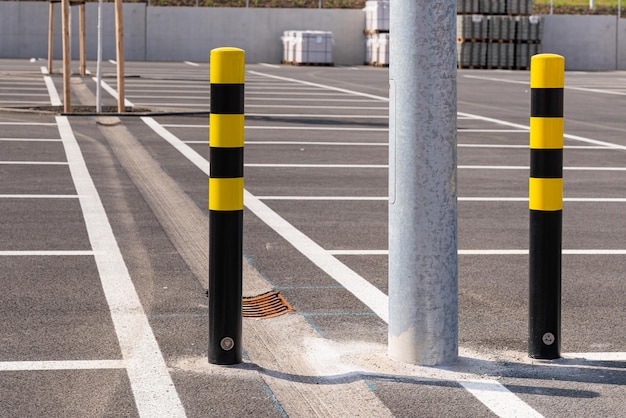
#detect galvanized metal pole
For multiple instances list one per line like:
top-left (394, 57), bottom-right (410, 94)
top-left (96, 0), bottom-right (103, 113)
top-left (388, 0), bottom-right (458, 366)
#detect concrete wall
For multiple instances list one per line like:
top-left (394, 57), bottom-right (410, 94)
top-left (0, 2), bottom-right (364, 65)
top-left (146, 7), bottom-right (365, 64)
top-left (541, 15), bottom-right (623, 71)
top-left (0, 2), bottom-right (147, 61)
top-left (0, 2), bottom-right (624, 70)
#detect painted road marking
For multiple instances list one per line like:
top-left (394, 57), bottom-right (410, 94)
top-left (0, 161), bottom-right (67, 165)
top-left (0, 100), bottom-right (52, 105)
top-left (142, 116), bottom-right (544, 418)
top-left (254, 196), bottom-right (626, 203)
top-left (164, 124), bottom-right (388, 131)
top-left (0, 138), bottom-right (61, 142)
top-left (0, 360), bottom-right (126, 371)
top-left (0, 194), bottom-right (79, 199)
top-left (246, 113), bottom-right (388, 119)
top-left (327, 249), bottom-right (626, 256)
top-left (143, 116), bottom-right (388, 324)
top-left (246, 104), bottom-right (388, 110)
top-left (0, 93), bottom-right (49, 97)
top-left (246, 163), bottom-right (386, 168)
top-left (249, 70), bottom-right (626, 152)
top-left (458, 111), bottom-right (626, 151)
top-left (245, 163), bottom-right (626, 172)
top-left (459, 380), bottom-right (543, 418)
top-left (463, 74), bottom-right (626, 96)
top-left (247, 97), bottom-right (379, 102)
top-left (44, 75), bottom-right (62, 106)
top-left (0, 122), bottom-right (56, 126)
top-left (218, 141), bottom-right (387, 146)
top-left (564, 352), bottom-right (626, 361)
top-left (0, 250), bottom-right (95, 256)
top-left (57, 116), bottom-right (186, 417)
top-left (93, 78), bottom-right (135, 108)
top-left (247, 70), bottom-right (393, 101)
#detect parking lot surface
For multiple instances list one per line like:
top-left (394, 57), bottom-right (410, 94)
top-left (1, 58), bottom-right (625, 416)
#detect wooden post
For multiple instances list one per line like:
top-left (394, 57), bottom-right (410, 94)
top-left (115, 0), bottom-right (125, 112)
top-left (62, 0), bottom-right (71, 112)
top-left (48, 1), bottom-right (55, 74)
top-left (79, 2), bottom-right (86, 76)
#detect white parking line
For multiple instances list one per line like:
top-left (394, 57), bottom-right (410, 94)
top-left (459, 380), bottom-right (543, 418)
top-left (244, 141), bottom-right (387, 146)
top-left (463, 74), bottom-right (626, 96)
top-left (0, 138), bottom-right (61, 142)
top-left (247, 70), bottom-right (390, 101)
top-left (254, 196), bottom-right (626, 203)
top-left (328, 249), bottom-right (626, 256)
top-left (246, 91), bottom-right (352, 96)
top-left (93, 78), bottom-right (135, 108)
top-left (0, 93), bottom-right (49, 97)
top-left (0, 122), bottom-right (56, 126)
top-left (0, 194), bottom-right (79, 199)
top-left (44, 75), bottom-right (62, 106)
top-left (247, 113), bottom-right (388, 119)
top-left (142, 116), bottom-right (388, 323)
top-left (0, 100), bottom-right (52, 105)
top-left (0, 360), bottom-right (126, 371)
top-left (0, 161), bottom-right (67, 165)
top-left (247, 97), bottom-right (378, 102)
top-left (245, 163), bottom-right (626, 172)
top-left (246, 163), bottom-right (386, 168)
top-left (247, 104), bottom-right (388, 110)
top-left (57, 116), bottom-right (186, 417)
top-left (256, 196), bottom-right (387, 201)
top-left (165, 124), bottom-right (388, 131)
top-left (458, 111), bottom-right (626, 151)
top-left (564, 352), bottom-right (626, 361)
top-left (142, 116), bottom-right (543, 418)
top-left (0, 250), bottom-right (95, 256)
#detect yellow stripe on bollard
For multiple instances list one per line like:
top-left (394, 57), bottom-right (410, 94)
top-left (209, 114), bottom-right (245, 148)
top-left (530, 53), bottom-right (565, 89)
top-left (210, 47), bottom-right (245, 84)
top-left (208, 177), bottom-right (244, 211)
top-left (529, 177), bottom-right (563, 211)
top-left (529, 118), bottom-right (564, 150)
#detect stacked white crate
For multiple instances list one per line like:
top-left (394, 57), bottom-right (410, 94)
top-left (281, 30), bottom-right (298, 64)
top-left (281, 30), bottom-right (333, 65)
top-left (294, 31), bottom-right (333, 65)
top-left (363, 0), bottom-right (390, 66)
top-left (364, 0), bottom-right (389, 32)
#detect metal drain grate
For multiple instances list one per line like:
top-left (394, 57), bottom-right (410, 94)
top-left (242, 291), bottom-right (293, 318)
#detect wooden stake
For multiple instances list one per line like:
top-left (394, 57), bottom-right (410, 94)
top-left (115, 0), bottom-right (125, 112)
top-left (79, 3), bottom-right (86, 76)
top-left (48, 1), bottom-right (55, 75)
top-left (62, 0), bottom-right (71, 112)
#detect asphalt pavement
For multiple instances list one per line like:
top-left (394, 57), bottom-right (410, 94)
top-left (0, 57), bottom-right (625, 417)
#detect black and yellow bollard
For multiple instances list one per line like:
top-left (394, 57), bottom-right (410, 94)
top-left (528, 53), bottom-right (564, 360)
top-left (208, 47), bottom-right (244, 365)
